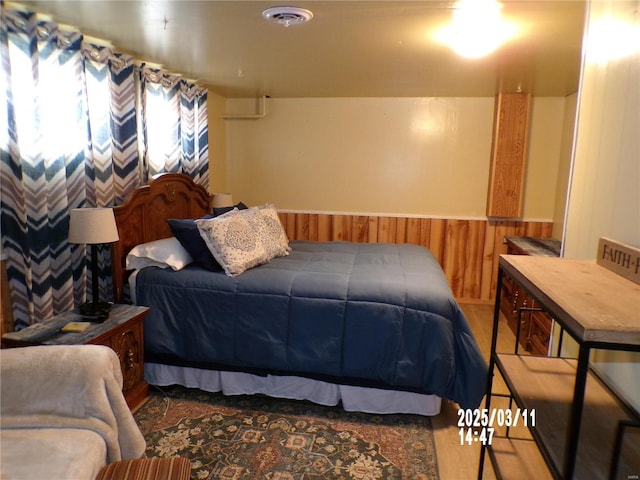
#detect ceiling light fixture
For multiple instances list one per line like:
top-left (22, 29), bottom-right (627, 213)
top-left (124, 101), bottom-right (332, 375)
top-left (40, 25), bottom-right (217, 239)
top-left (262, 6), bottom-right (313, 28)
top-left (435, 0), bottom-right (517, 59)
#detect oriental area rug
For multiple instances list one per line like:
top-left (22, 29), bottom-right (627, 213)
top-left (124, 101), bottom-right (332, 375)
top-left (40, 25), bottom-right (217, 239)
top-left (134, 385), bottom-right (440, 480)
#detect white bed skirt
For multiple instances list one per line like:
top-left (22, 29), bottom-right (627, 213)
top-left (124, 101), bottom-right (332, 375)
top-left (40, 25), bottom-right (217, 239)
top-left (145, 362), bottom-right (442, 416)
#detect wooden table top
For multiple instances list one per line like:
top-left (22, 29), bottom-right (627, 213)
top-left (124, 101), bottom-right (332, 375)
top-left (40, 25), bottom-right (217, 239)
top-left (499, 255), bottom-right (640, 346)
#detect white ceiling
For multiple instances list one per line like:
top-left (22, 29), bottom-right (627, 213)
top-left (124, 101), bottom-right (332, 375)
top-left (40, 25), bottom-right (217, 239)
top-left (17, 1), bottom-right (586, 98)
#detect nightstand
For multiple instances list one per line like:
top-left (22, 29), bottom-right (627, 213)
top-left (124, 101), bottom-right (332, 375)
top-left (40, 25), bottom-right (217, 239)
top-left (2, 304), bottom-right (149, 409)
top-left (500, 236), bottom-right (561, 355)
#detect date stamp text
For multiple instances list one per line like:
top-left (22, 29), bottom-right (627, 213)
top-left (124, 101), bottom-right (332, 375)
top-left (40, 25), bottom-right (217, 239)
top-left (457, 408), bottom-right (536, 445)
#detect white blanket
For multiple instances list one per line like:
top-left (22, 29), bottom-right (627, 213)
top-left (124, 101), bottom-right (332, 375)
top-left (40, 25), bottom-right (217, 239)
top-left (1, 345), bottom-right (146, 463)
top-left (1, 428), bottom-right (107, 479)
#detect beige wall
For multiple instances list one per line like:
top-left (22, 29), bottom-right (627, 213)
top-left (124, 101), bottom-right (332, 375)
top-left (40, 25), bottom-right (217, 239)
top-left (207, 90), bottom-right (228, 196)
top-left (563, 4), bottom-right (640, 255)
top-left (561, 0), bottom-right (640, 412)
top-left (552, 93), bottom-right (578, 239)
top-left (524, 97), bottom-right (569, 221)
top-left (222, 96), bottom-right (567, 220)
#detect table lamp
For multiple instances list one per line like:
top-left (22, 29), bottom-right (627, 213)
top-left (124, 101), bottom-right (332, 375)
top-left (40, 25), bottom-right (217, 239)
top-left (212, 193), bottom-right (234, 208)
top-left (68, 208), bottom-right (119, 321)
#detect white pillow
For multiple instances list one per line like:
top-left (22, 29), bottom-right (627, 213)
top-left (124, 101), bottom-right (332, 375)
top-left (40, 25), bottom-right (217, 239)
top-left (125, 237), bottom-right (193, 271)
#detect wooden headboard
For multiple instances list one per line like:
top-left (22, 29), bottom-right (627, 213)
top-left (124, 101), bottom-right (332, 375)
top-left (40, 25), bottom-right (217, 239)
top-left (111, 173), bottom-right (211, 303)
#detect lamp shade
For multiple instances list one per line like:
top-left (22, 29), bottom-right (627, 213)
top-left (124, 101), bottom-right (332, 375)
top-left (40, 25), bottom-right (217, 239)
top-left (68, 208), bottom-right (119, 245)
top-left (212, 193), bottom-right (234, 208)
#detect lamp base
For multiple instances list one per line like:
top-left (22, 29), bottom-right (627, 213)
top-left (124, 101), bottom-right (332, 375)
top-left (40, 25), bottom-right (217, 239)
top-left (78, 301), bottom-right (111, 322)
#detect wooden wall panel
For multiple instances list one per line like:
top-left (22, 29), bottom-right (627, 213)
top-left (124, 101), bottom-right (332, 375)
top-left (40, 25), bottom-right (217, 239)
top-left (463, 220), bottom-right (485, 300)
top-left (317, 215), bottom-right (332, 242)
top-left (278, 212), bottom-right (554, 304)
top-left (480, 221), bottom-right (497, 300)
top-left (486, 92), bottom-right (531, 218)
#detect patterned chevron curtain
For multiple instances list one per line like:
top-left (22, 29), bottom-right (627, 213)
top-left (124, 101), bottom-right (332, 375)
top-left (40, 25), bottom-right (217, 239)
top-left (1, 8), bottom-right (210, 329)
top-left (81, 44), bottom-right (142, 321)
top-left (1, 11), bottom-right (89, 328)
top-left (140, 65), bottom-right (209, 186)
top-left (83, 44), bottom-right (141, 205)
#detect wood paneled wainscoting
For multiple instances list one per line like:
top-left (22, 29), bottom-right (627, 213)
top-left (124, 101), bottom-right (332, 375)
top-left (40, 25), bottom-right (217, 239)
top-left (277, 212), bottom-right (554, 304)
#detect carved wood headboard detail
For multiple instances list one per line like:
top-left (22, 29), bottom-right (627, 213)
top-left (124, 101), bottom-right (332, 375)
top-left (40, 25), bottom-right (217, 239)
top-left (111, 173), bottom-right (211, 303)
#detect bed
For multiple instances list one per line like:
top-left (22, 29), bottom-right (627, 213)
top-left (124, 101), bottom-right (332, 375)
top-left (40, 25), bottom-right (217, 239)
top-left (111, 174), bottom-right (488, 415)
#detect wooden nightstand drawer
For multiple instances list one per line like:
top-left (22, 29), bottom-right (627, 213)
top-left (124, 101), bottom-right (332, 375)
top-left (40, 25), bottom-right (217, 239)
top-left (528, 310), bottom-right (553, 356)
top-left (500, 237), bottom-right (561, 355)
top-left (88, 310), bottom-right (147, 409)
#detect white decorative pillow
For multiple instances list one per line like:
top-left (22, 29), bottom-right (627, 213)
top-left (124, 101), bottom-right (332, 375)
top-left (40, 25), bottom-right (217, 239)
top-left (125, 237), bottom-right (193, 271)
top-left (196, 210), bottom-right (269, 276)
top-left (254, 204), bottom-right (291, 258)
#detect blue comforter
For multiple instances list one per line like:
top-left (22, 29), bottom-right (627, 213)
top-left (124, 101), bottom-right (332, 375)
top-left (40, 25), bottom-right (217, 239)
top-left (135, 241), bottom-right (488, 408)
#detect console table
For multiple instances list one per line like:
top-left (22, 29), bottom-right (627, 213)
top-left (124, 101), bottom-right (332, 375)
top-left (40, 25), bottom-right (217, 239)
top-left (479, 255), bottom-right (640, 479)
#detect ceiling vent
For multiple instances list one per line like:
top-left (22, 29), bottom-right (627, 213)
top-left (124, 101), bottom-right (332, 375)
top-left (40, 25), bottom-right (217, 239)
top-left (262, 6), bottom-right (313, 27)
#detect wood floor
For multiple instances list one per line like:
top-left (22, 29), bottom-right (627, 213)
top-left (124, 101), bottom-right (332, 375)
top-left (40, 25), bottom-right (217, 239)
top-left (432, 303), bottom-right (518, 480)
